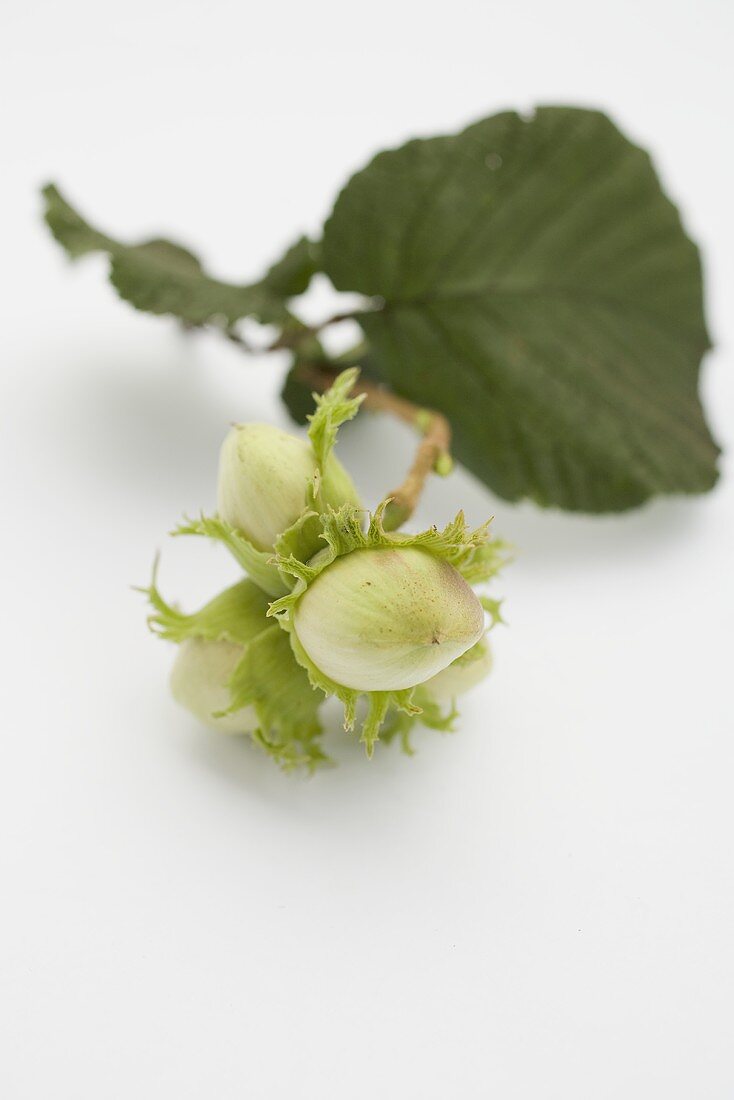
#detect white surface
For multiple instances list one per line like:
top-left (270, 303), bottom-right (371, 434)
top-left (2, 2), bottom-right (733, 1097)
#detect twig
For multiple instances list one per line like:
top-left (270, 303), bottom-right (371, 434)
top-left (294, 363), bottom-right (452, 531)
top-left (223, 327), bottom-right (257, 352)
top-left (265, 310), bottom-right (365, 352)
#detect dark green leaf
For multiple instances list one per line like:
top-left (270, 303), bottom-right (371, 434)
top-left (42, 183), bottom-right (317, 328)
top-left (321, 107), bottom-right (719, 512)
top-left (261, 236), bottom-right (320, 299)
top-left (42, 184), bottom-right (115, 258)
top-left (281, 360), bottom-right (317, 425)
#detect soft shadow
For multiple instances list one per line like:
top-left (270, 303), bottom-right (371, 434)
top-left (36, 338), bottom-right (274, 509)
top-left (179, 697), bottom-right (426, 814)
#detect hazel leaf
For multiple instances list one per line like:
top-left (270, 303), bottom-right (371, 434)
top-left (42, 183), bottom-right (317, 327)
top-left (321, 107), bottom-right (720, 512)
top-left (281, 361), bottom-right (318, 426)
top-left (261, 235), bottom-right (321, 299)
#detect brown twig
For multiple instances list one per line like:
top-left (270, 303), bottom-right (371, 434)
top-left (295, 363), bottom-right (452, 531)
top-left (265, 310), bottom-right (366, 352)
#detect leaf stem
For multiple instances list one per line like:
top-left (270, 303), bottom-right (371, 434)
top-left (294, 363), bottom-right (452, 531)
top-left (265, 310), bottom-right (365, 351)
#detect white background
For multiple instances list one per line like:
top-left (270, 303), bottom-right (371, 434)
top-left (2, 1), bottom-right (733, 1097)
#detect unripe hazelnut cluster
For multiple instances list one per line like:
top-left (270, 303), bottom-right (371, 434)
top-left (144, 370), bottom-right (506, 768)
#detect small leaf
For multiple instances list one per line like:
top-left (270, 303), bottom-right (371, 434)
top-left (307, 366), bottom-right (364, 470)
top-left (140, 567), bottom-right (271, 645)
top-left (273, 508), bottom-right (324, 571)
top-left (479, 596), bottom-right (506, 629)
top-left (281, 341), bottom-right (385, 428)
top-left (380, 690), bottom-right (459, 754)
top-left (321, 107), bottom-right (720, 512)
top-left (261, 236), bottom-right (320, 299)
top-left (42, 184), bottom-right (316, 327)
top-left (42, 185), bottom-right (115, 258)
top-left (227, 626), bottom-right (328, 771)
top-left (171, 514), bottom-right (288, 597)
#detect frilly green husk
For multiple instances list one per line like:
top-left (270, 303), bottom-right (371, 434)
top-left (268, 498), bottom-right (508, 755)
top-left (141, 367), bottom-right (509, 769)
top-left (140, 569), bottom-right (327, 771)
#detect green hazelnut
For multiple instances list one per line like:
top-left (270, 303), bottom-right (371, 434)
top-left (217, 423), bottom-right (360, 550)
top-left (170, 637), bottom-right (257, 734)
top-left (422, 636), bottom-right (492, 703)
top-left (292, 546), bottom-right (485, 692)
